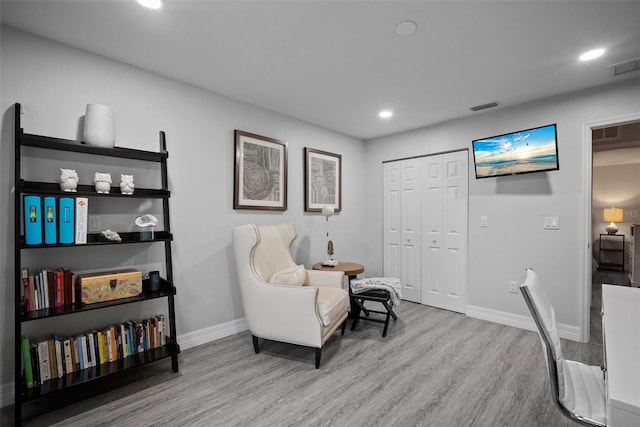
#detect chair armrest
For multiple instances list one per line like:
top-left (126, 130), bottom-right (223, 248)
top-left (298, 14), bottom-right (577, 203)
top-left (255, 284), bottom-right (325, 346)
top-left (304, 269), bottom-right (345, 288)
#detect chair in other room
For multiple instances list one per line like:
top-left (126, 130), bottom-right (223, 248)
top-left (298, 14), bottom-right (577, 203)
top-left (519, 268), bottom-right (607, 426)
top-left (232, 223), bottom-right (349, 368)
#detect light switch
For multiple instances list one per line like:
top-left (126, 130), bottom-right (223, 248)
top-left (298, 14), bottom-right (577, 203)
top-left (544, 216), bottom-right (559, 230)
top-left (481, 216), bottom-right (488, 228)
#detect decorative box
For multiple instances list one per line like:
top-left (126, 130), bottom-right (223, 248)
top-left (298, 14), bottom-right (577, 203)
top-left (78, 269), bottom-right (143, 304)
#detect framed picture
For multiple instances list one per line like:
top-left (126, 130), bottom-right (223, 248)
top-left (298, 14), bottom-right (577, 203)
top-left (305, 147), bottom-right (342, 212)
top-left (234, 130), bottom-right (288, 210)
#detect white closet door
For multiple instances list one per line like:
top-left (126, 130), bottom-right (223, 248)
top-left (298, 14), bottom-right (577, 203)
top-left (421, 151), bottom-right (468, 313)
top-left (383, 159), bottom-right (421, 303)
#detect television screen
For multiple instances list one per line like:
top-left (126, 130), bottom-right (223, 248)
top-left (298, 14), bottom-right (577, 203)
top-left (472, 124), bottom-right (559, 179)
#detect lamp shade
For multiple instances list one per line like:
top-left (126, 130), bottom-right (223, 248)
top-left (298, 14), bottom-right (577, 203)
top-left (603, 207), bottom-right (623, 223)
top-left (322, 206), bottom-right (335, 218)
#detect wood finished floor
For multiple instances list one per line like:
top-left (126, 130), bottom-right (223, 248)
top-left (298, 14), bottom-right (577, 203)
top-left (8, 295), bottom-right (608, 427)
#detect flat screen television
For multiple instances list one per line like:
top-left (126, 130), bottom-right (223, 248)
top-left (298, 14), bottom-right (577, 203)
top-left (472, 123), bottom-right (559, 179)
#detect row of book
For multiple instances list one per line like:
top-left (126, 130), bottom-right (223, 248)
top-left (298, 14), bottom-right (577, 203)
top-left (22, 315), bottom-right (168, 389)
top-left (22, 267), bottom-right (78, 313)
top-left (23, 195), bottom-right (88, 245)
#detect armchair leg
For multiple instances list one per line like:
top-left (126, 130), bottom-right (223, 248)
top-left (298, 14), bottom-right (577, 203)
top-left (252, 335), bottom-right (260, 354)
top-left (315, 348), bottom-right (322, 369)
top-left (341, 319), bottom-right (347, 335)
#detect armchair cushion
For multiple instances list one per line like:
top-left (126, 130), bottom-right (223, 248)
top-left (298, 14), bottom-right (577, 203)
top-left (269, 265), bottom-right (306, 286)
top-left (317, 287), bottom-right (350, 327)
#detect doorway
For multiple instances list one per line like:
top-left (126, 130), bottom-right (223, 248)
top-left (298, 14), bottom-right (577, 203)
top-left (582, 115), bottom-right (640, 342)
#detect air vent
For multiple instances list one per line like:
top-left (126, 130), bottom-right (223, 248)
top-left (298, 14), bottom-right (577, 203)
top-left (470, 101), bottom-right (500, 112)
top-left (609, 57), bottom-right (640, 76)
top-left (593, 126), bottom-right (619, 140)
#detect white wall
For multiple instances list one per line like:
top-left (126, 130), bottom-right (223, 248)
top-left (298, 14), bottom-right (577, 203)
top-left (364, 79), bottom-right (640, 336)
top-left (0, 27), bottom-right (367, 397)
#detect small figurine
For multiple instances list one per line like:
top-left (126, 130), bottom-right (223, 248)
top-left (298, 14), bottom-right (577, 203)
top-left (100, 229), bottom-right (121, 242)
top-left (59, 168), bottom-right (79, 192)
top-left (119, 174), bottom-right (135, 195)
top-left (94, 172), bottom-right (112, 194)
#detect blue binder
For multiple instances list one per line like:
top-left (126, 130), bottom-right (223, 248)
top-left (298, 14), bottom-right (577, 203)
top-left (43, 196), bottom-right (57, 244)
top-left (58, 197), bottom-right (75, 244)
top-left (24, 195), bottom-right (43, 245)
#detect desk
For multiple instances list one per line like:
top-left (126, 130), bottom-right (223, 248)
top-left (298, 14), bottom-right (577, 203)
top-left (602, 284), bottom-right (640, 426)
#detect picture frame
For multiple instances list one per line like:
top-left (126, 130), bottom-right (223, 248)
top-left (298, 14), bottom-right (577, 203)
top-left (234, 130), bottom-right (288, 210)
top-left (304, 147), bottom-right (342, 212)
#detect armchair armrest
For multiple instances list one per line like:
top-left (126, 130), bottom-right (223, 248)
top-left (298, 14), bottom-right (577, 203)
top-left (304, 269), bottom-right (345, 288)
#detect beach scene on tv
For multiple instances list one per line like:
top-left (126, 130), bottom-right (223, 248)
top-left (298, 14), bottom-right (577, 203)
top-left (473, 125), bottom-right (558, 178)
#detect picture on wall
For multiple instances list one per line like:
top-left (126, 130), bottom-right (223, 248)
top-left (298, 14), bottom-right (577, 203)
top-left (304, 148), bottom-right (341, 212)
top-left (234, 130), bottom-right (288, 210)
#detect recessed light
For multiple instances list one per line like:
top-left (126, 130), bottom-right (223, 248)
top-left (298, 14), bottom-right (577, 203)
top-left (379, 110), bottom-right (393, 119)
top-left (137, 0), bottom-right (163, 9)
top-left (395, 21), bottom-right (417, 37)
top-left (579, 48), bottom-right (605, 61)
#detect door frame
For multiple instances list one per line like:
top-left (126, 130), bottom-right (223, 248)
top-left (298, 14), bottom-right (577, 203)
top-left (581, 112), bottom-right (640, 342)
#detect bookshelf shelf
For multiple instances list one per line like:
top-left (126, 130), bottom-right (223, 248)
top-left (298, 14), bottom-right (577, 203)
top-left (21, 340), bottom-right (179, 402)
top-left (21, 279), bottom-right (177, 322)
top-left (20, 181), bottom-right (170, 198)
top-left (21, 133), bottom-right (168, 161)
top-left (13, 103), bottom-right (180, 422)
top-left (19, 231), bottom-right (173, 249)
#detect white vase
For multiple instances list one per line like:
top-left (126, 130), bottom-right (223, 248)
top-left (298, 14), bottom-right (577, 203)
top-left (84, 103), bottom-right (115, 147)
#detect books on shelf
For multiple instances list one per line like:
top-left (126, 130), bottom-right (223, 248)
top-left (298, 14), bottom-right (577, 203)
top-left (75, 197), bottom-right (88, 244)
top-left (43, 196), bottom-right (57, 244)
top-left (23, 196), bottom-right (89, 245)
top-left (21, 267), bottom-right (78, 313)
top-left (58, 197), bottom-right (75, 244)
top-left (23, 195), bottom-right (43, 245)
top-left (20, 314), bottom-right (169, 391)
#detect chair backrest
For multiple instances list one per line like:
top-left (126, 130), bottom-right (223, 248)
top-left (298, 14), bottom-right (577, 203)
top-left (252, 223), bottom-right (298, 282)
top-left (232, 223), bottom-right (298, 284)
top-left (519, 269), bottom-right (566, 408)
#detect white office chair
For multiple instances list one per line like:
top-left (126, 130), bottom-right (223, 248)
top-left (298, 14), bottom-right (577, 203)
top-left (520, 268), bottom-right (607, 427)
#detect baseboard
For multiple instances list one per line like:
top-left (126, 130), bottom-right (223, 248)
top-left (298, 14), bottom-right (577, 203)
top-left (466, 305), bottom-right (582, 341)
top-left (177, 317), bottom-right (248, 351)
top-left (0, 317), bottom-right (249, 408)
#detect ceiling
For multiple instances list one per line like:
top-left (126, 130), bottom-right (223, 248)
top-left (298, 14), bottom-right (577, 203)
top-left (1, 0), bottom-right (639, 140)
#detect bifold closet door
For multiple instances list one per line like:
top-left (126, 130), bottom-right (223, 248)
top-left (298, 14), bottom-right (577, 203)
top-left (421, 151), bottom-right (468, 313)
top-left (383, 159), bottom-right (421, 303)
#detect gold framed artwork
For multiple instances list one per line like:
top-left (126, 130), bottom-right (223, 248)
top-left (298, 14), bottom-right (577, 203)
top-left (234, 130), bottom-right (288, 210)
top-left (304, 147), bottom-right (341, 212)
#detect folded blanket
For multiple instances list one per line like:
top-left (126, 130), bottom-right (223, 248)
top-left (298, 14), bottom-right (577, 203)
top-left (350, 277), bottom-right (402, 307)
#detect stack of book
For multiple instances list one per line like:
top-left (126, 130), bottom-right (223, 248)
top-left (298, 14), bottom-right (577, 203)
top-left (21, 315), bottom-right (167, 389)
top-left (21, 267), bottom-right (78, 312)
top-left (23, 196), bottom-right (88, 245)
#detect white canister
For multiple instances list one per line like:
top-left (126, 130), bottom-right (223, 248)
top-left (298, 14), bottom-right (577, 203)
top-left (84, 103), bottom-right (115, 148)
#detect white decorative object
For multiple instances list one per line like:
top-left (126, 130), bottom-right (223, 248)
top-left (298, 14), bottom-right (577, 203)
top-left (94, 172), bottom-right (112, 194)
top-left (59, 168), bottom-right (79, 192)
top-left (120, 174), bottom-right (135, 195)
top-left (83, 103), bottom-right (115, 148)
top-left (134, 214), bottom-right (158, 228)
top-left (135, 214), bottom-right (158, 241)
top-left (100, 229), bottom-right (121, 242)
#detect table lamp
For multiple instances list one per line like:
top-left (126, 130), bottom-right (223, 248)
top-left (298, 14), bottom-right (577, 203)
top-left (321, 206), bottom-right (338, 266)
top-left (603, 207), bottom-right (623, 235)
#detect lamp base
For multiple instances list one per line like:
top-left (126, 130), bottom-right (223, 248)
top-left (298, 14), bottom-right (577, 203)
top-left (322, 259), bottom-right (338, 267)
top-left (605, 222), bottom-right (619, 235)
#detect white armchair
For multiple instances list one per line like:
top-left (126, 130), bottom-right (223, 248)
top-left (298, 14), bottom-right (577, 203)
top-left (232, 223), bottom-right (349, 368)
